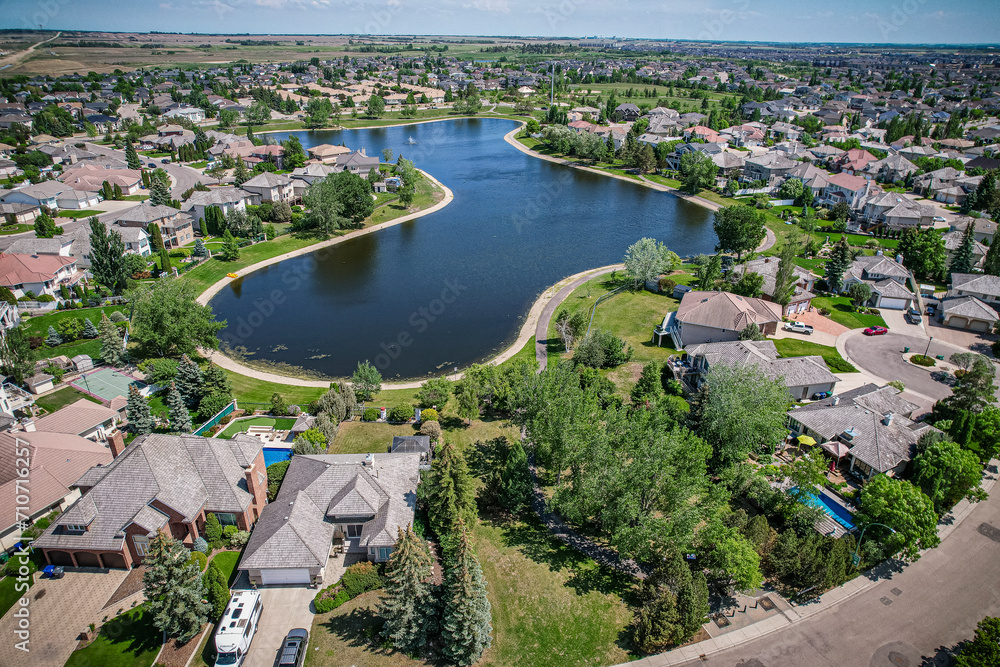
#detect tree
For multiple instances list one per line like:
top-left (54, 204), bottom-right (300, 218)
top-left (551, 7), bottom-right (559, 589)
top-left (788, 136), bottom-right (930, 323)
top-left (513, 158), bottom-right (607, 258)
top-left (623, 237), bottom-right (680, 290)
top-left (149, 177), bottom-right (171, 207)
top-left (424, 442), bottom-right (476, 539)
top-left (142, 533), bottom-right (209, 642)
top-left (738, 322), bottom-right (765, 341)
top-left (33, 213), bottom-right (62, 239)
top-left (220, 229), bottom-right (240, 261)
top-left (45, 326), bottom-right (62, 347)
top-left (174, 354), bottom-right (203, 407)
top-left (292, 428), bottom-right (327, 454)
top-left (633, 551), bottom-right (710, 652)
top-left (202, 561), bottom-right (229, 621)
top-left (81, 317), bottom-right (99, 339)
top-left (245, 101), bottom-right (272, 129)
top-left (945, 355), bottom-right (998, 414)
top-left (778, 178), bottom-right (804, 200)
top-left (731, 270), bottom-right (764, 298)
top-left (824, 236), bottom-right (853, 293)
top-left (333, 170), bottom-right (375, 223)
top-left (846, 281), bottom-right (872, 309)
top-left (126, 280), bottom-right (226, 357)
top-left (831, 201), bottom-right (851, 223)
top-left (365, 94), bottom-right (385, 118)
top-left (416, 376), bottom-right (453, 408)
top-left (696, 363), bottom-right (790, 470)
top-left (282, 135), bottom-right (307, 169)
top-left (554, 308), bottom-right (587, 350)
top-left (949, 222), bottom-right (977, 276)
top-left (98, 313), bottom-right (127, 367)
top-left (351, 360), bottom-right (381, 401)
top-left (713, 205), bottom-right (766, 261)
top-left (772, 239), bottom-right (800, 307)
top-left (983, 233), bottom-right (1000, 277)
top-left (898, 227), bottom-right (947, 281)
top-left (127, 383), bottom-right (155, 434)
top-left (301, 173), bottom-right (349, 233)
top-left (378, 526), bottom-right (437, 652)
top-left (125, 141), bottom-right (141, 170)
top-left (0, 327), bottom-right (32, 385)
top-left (192, 238), bottom-right (207, 257)
top-left (630, 361), bottom-right (662, 404)
top-left (697, 523), bottom-right (764, 593)
top-left (480, 437), bottom-right (531, 513)
top-left (679, 150), bottom-right (718, 194)
top-left (88, 218), bottom-right (129, 296)
top-left (785, 450), bottom-right (829, 503)
top-left (205, 165), bottom-right (226, 185)
top-left (233, 156), bottom-right (250, 187)
top-left (635, 144), bottom-right (656, 174)
top-left (912, 439), bottom-right (986, 514)
top-left (694, 254), bottom-right (722, 290)
top-left (395, 158), bottom-right (419, 207)
top-left (441, 521), bottom-right (492, 666)
top-left (167, 383), bottom-right (192, 432)
top-left (856, 475), bottom-right (940, 561)
top-left (956, 616), bottom-right (1000, 667)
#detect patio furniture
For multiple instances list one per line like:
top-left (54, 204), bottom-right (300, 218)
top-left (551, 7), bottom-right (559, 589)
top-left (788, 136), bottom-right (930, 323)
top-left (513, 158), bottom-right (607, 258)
top-left (42, 565), bottom-right (64, 579)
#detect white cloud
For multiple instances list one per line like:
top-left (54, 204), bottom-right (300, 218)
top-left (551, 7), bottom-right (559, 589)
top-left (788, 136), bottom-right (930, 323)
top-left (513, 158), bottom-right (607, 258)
top-left (461, 0), bottom-right (510, 14)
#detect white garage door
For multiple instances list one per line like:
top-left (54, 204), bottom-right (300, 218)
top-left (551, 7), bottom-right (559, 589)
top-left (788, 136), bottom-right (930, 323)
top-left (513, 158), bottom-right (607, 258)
top-left (948, 316), bottom-right (968, 329)
top-left (970, 319), bottom-right (990, 332)
top-left (879, 297), bottom-right (908, 310)
top-left (260, 568), bottom-right (311, 585)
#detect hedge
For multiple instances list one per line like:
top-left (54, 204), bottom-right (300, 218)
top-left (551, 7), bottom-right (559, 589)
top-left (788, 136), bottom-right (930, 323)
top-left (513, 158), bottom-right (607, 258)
top-left (313, 562), bottom-right (384, 614)
top-left (188, 551), bottom-right (208, 571)
top-left (362, 407), bottom-right (380, 422)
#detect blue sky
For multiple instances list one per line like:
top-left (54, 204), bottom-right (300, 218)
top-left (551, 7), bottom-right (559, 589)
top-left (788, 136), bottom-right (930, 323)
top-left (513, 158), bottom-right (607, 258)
top-left (2, 0), bottom-right (998, 44)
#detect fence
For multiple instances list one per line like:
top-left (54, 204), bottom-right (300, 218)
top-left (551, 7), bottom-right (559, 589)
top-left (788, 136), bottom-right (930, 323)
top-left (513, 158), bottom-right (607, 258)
top-left (193, 400), bottom-right (236, 436)
top-left (734, 187), bottom-right (775, 196)
top-left (16, 301), bottom-right (58, 312)
top-left (769, 199), bottom-right (796, 206)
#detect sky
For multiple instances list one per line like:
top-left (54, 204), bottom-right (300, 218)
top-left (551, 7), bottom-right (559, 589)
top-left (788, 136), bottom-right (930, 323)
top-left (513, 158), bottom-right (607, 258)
top-left (1, 0), bottom-right (998, 45)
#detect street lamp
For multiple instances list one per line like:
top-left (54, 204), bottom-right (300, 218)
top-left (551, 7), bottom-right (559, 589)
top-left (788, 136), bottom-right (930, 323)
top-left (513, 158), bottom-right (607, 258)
top-left (851, 522), bottom-right (896, 567)
top-left (923, 336), bottom-right (934, 358)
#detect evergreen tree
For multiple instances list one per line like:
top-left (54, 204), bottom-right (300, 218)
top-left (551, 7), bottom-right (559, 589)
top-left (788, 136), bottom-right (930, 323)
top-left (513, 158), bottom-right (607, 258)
top-left (174, 354), bottom-right (203, 407)
top-left (99, 313), bottom-right (128, 367)
top-left (441, 521), bottom-right (493, 666)
top-left (125, 141), bottom-right (141, 170)
top-left (202, 561), bottom-right (230, 621)
top-left (949, 223), bottom-right (977, 277)
top-left (45, 326), bottom-right (62, 347)
top-left (424, 442), bottom-right (476, 541)
top-left (113, 183), bottom-right (123, 200)
top-left (630, 361), bottom-right (662, 404)
top-left (127, 383), bottom-right (155, 434)
top-left (824, 236), bottom-right (853, 293)
top-left (148, 222), bottom-right (165, 251)
top-left (149, 177), bottom-right (170, 206)
top-left (159, 247), bottom-right (171, 272)
top-left (89, 217), bottom-right (129, 294)
top-left (192, 238), bottom-right (208, 257)
top-left (221, 229), bottom-right (240, 261)
top-left (142, 532), bottom-right (209, 642)
top-left (167, 382), bottom-right (192, 432)
top-left (983, 232), bottom-right (1000, 277)
top-left (200, 362), bottom-right (233, 399)
top-left (233, 156), bottom-right (250, 186)
top-left (81, 317), bottom-right (99, 338)
top-left (378, 526), bottom-right (437, 653)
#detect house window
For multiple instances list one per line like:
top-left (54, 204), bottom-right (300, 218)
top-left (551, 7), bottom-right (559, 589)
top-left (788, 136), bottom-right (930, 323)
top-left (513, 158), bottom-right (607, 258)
top-left (63, 524), bottom-right (87, 532)
top-left (133, 535), bottom-right (150, 556)
top-left (215, 513), bottom-right (238, 526)
top-left (378, 547), bottom-right (392, 560)
top-left (346, 524), bottom-right (363, 538)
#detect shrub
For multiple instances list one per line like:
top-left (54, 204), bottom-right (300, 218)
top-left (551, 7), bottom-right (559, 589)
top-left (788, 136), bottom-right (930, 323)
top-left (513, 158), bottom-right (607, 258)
top-left (229, 530), bottom-right (250, 548)
top-left (388, 404), bottom-right (414, 423)
top-left (420, 407), bottom-right (438, 423)
top-left (340, 561), bottom-right (383, 597)
top-left (266, 460), bottom-right (290, 501)
top-left (223, 525), bottom-right (238, 539)
top-left (35, 294), bottom-right (55, 302)
top-left (188, 551), bottom-right (208, 571)
top-left (204, 513), bottom-right (223, 542)
top-left (657, 277), bottom-right (677, 293)
top-left (826, 357), bottom-right (858, 373)
top-left (910, 354), bottom-right (936, 367)
top-left (193, 537), bottom-right (208, 553)
top-left (363, 407), bottom-right (380, 422)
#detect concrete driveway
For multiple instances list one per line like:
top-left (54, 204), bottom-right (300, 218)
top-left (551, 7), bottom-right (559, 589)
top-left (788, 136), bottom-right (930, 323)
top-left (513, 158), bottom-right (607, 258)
top-left (241, 586), bottom-right (315, 667)
top-left (881, 308), bottom-right (927, 336)
top-left (0, 568), bottom-right (128, 667)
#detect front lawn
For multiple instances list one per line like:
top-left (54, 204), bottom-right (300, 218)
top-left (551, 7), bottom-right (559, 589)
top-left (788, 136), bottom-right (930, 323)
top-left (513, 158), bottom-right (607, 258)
top-left (773, 338), bottom-right (858, 373)
top-left (34, 386), bottom-right (102, 413)
top-left (218, 416), bottom-right (296, 438)
top-left (811, 297), bottom-right (887, 330)
top-left (56, 209), bottom-right (106, 219)
top-left (209, 551), bottom-right (241, 586)
top-left (64, 607), bottom-right (162, 667)
top-left (0, 573), bottom-right (31, 619)
top-left (308, 515), bottom-right (634, 667)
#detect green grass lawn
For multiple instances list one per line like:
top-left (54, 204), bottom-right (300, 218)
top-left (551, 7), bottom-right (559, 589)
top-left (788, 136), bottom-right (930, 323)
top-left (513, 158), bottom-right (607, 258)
top-left (0, 224), bottom-right (33, 235)
top-left (811, 296), bottom-right (887, 330)
top-left (36, 337), bottom-right (103, 364)
top-left (308, 514), bottom-right (633, 667)
top-left (773, 337), bottom-right (858, 373)
top-left (208, 551), bottom-right (241, 586)
top-left (181, 234), bottom-right (327, 293)
top-left (122, 194), bottom-right (150, 201)
top-left (64, 607), bottom-right (162, 667)
top-left (218, 416), bottom-right (296, 438)
top-left (0, 573), bottom-right (31, 620)
top-left (366, 176), bottom-right (443, 226)
top-left (34, 386), bottom-right (102, 413)
top-left (21, 305), bottom-right (127, 338)
top-left (331, 417), bottom-right (518, 456)
top-left (56, 209), bottom-right (105, 219)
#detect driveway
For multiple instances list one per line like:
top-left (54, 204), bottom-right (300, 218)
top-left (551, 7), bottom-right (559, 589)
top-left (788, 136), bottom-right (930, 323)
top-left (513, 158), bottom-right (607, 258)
top-left (0, 568), bottom-right (128, 667)
top-left (881, 308), bottom-right (927, 336)
top-left (927, 317), bottom-right (997, 355)
top-left (240, 586), bottom-right (315, 667)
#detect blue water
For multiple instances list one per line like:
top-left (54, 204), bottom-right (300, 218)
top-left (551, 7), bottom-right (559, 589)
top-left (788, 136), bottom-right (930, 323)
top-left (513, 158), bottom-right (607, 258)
top-left (263, 447), bottom-right (292, 467)
top-left (209, 118), bottom-right (717, 380)
top-left (800, 489), bottom-right (857, 531)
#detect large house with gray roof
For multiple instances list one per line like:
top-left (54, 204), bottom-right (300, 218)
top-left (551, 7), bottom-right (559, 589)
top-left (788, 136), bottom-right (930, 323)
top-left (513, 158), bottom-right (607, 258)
top-left (787, 384), bottom-right (939, 480)
top-left (841, 254), bottom-right (917, 310)
top-left (948, 273), bottom-right (1000, 306)
top-left (656, 290), bottom-right (783, 348)
top-left (34, 433), bottom-right (267, 570)
top-left (238, 452), bottom-right (420, 586)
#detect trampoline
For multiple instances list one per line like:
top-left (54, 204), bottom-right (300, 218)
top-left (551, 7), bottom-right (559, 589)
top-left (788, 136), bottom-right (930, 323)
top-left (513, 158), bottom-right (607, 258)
top-left (72, 368), bottom-right (147, 403)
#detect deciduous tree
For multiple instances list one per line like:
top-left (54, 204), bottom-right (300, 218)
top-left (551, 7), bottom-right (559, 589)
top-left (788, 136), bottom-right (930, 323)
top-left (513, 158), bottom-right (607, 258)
top-left (351, 360), bottom-right (382, 401)
top-left (856, 475), bottom-right (940, 561)
top-left (713, 205), bottom-right (766, 261)
top-left (126, 280), bottom-right (226, 357)
top-left (623, 237), bottom-right (680, 290)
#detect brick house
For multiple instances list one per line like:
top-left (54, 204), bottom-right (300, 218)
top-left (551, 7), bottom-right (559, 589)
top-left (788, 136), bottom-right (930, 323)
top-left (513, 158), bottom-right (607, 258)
top-left (34, 433), bottom-right (267, 569)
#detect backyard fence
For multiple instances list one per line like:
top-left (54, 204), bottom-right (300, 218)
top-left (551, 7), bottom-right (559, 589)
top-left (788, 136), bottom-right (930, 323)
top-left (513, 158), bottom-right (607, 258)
top-left (769, 199), bottom-right (796, 206)
top-left (193, 400), bottom-right (237, 436)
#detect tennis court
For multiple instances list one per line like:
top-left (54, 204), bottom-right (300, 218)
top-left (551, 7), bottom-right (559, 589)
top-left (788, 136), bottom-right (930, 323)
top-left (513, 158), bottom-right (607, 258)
top-left (72, 368), bottom-right (147, 403)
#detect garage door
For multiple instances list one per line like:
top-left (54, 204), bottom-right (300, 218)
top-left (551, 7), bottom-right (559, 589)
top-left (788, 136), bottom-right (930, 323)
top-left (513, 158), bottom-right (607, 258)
top-left (879, 298), bottom-right (908, 310)
top-left (948, 316), bottom-right (968, 329)
top-left (260, 568), bottom-right (311, 585)
top-left (970, 319), bottom-right (990, 332)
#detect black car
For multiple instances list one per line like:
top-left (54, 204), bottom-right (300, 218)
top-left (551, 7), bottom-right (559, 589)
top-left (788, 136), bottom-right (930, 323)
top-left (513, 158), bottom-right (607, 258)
top-left (278, 628), bottom-right (308, 667)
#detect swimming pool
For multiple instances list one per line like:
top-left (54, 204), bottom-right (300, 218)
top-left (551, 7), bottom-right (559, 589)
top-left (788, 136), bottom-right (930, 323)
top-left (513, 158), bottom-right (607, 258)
top-left (799, 489), bottom-right (856, 531)
top-left (263, 447), bottom-right (292, 468)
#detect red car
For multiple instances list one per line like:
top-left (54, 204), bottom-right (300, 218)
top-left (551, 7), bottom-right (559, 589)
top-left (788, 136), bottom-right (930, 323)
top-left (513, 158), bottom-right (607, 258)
top-left (863, 326), bottom-right (888, 336)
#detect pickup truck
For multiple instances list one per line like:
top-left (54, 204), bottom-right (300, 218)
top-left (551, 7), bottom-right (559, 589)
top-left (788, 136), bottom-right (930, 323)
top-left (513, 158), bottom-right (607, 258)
top-left (783, 321), bottom-right (814, 335)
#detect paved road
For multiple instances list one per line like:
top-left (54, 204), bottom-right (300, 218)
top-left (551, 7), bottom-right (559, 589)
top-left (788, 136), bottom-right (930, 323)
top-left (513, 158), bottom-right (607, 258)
top-left (534, 265), bottom-right (621, 370)
top-left (84, 142), bottom-right (205, 197)
top-left (665, 473), bottom-right (1000, 667)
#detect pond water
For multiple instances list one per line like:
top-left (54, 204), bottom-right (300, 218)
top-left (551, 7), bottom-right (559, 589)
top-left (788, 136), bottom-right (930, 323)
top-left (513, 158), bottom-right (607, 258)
top-left (209, 118), bottom-right (717, 380)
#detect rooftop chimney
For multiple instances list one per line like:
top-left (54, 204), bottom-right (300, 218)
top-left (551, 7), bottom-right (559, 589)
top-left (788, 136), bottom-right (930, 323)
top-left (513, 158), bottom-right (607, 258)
top-left (21, 419), bottom-right (35, 433)
top-left (832, 395), bottom-right (840, 406)
top-left (883, 412), bottom-right (894, 426)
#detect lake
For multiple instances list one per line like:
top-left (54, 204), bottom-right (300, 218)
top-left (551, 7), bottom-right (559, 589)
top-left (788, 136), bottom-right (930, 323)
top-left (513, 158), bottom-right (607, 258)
top-left (209, 118), bottom-right (717, 380)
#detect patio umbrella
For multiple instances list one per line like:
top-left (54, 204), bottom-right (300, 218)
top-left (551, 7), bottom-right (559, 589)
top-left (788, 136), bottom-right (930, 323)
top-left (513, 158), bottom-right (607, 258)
top-left (797, 434), bottom-right (817, 446)
top-left (820, 440), bottom-right (851, 459)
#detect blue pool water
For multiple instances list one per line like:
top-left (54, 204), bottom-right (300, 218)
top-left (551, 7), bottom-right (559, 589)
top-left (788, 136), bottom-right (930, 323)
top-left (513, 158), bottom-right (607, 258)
top-left (800, 489), bottom-right (857, 531)
top-left (263, 447), bottom-right (292, 467)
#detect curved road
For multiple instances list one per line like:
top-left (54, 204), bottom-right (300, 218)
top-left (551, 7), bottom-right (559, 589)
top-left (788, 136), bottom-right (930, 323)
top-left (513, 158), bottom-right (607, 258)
top-left (535, 265), bottom-right (622, 369)
top-left (84, 142), bottom-right (205, 197)
top-left (0, 32), bottom-right (61, 69)
top-left (661, 475), bottom-right (1000, 667)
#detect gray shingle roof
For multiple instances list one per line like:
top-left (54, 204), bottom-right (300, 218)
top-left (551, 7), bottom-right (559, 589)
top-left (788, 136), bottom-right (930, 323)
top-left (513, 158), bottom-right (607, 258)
top-left (687, 340), bottom-right (839, 388)
top-left (951, 273), bottom-right (1000, 298)
top-left (941, 295), bottom-right (999, 322)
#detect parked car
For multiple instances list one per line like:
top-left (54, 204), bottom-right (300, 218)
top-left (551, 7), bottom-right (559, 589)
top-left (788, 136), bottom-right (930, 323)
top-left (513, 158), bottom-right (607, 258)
top-left (783, 321), bottom-right (814, 335)
top-left (811, 391), bottom-right (830, 400)
top-left (161, 158), bottom-right (171, 164)
top-left (926, 304), bottom-right (936, 316)
top-left (863, 326), bottom-right (889, 336)
top-left (932, 215), bottom-right (946, 223)
top-left (905, 307), bottom-right (922, 324)
top-left (278, 629), bottom-right (308, 667)
top-left (147, 162), bottom-right (157, 168)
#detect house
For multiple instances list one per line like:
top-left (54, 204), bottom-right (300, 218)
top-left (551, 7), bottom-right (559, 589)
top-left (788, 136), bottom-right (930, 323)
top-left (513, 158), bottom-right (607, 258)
top-left (250, 145), bottom-right (285, 169)
top-left (656, 290), bottom-right (783, 348)
top-left (111, 203), bottom-right (194, 249)
top-left (27, 398), bottom-right (124, 444)
top-left (859, 192), bottom-right (935, 230)
top-left (742, 153), bottom-right (798, 185)
top-left (183, 186), bottom-right (252, 223)
top-left (862, 153), bottom-right (918, 183)
top-left (784, 162), bottom-right (831, 197)
top-left (56, 189), bottom-right (102, 210)
top-left (334, 149), bottom-right (380, 178)
top-left (240, 172), bottom-right (295, 203)
top-left (730, 256), bottom-right (816, 316)
top-left (0, 431), bottom-right (112, 551)
top-left (948, 273), bottom-right (1000, 306)
top-left (238, 452), bottom-right (420, 586)
top-left (685, 340), bottom-right (839, 401)
top-left (833, 148), bottom-right (877, 175)
top-left (821, 172), bottom-right (869, 208)
top-left (34, 433), bottom-right (267, 569)
top-left (842, 255), bottom-right (917, 310)
top-left (0, 252), bottom-right (79, 298)
top-left (614, 103), bottom-right (641, 122)
top-left (163, 106), bottom-right (206, 123)
top-left (0, 202), bottom-right (41, 224)
top-left (0, 181), bottom-right (67, 211)
top-left (937, 296), bottom-right (999, 332)
top-left (941, 230), bottom-right (989, 269)
top-left (950, 217), bottom-right (996, 245)
top-left (307, 144), bottom-right (351, 163)
top-left (3, 236), bottom-right (73, 258)
top-left (787, 384), bottom-right (939, 480)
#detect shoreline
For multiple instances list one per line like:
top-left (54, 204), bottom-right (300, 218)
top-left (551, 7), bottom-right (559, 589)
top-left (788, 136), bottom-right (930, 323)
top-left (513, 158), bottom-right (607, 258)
top-left (255, 112), bottom-right (523, 136)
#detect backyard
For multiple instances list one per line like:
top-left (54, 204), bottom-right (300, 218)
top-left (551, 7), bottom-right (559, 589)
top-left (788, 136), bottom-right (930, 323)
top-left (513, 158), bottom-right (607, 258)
top-left (217, 416), bottom-right (296, 438)
top-left (33, 386), bottom-right (102, 413)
